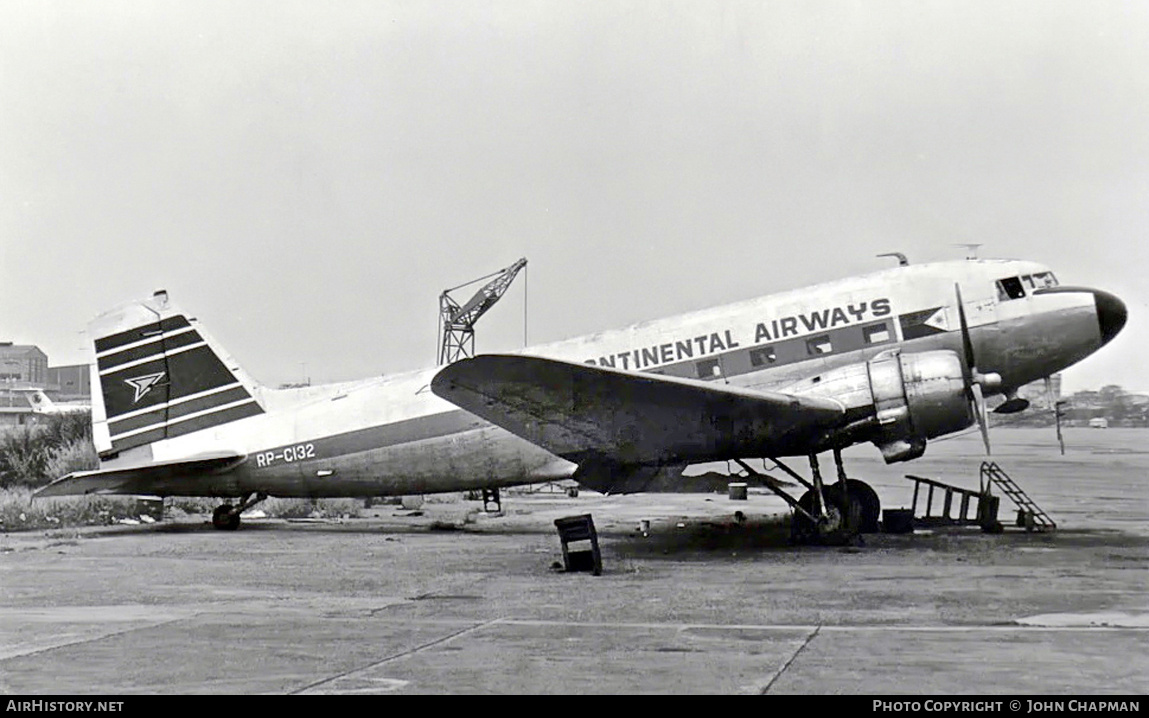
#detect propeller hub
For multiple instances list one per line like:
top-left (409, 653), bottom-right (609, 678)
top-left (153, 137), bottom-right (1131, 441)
top-left (973, 371), bottom-right (1002, 393)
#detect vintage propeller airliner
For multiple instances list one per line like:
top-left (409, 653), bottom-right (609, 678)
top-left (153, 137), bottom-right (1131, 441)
top-left (17, 388), bottom-right (91, 415)
top-left (35, 257), bottom-right (1126, 542)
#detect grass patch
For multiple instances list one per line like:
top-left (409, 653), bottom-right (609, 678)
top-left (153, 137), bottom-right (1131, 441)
top-left (0, 414), bottom-right (96, 489)
top-left (0, 489), bottom-right (368, 532)
top-left (259, 497), bottom-right (365, 520)
top-left (0, 487), bottom-right (154, 531)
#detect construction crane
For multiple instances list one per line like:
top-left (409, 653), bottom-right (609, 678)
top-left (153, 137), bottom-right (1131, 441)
top-left (438, 257), bottom-right (528, 365)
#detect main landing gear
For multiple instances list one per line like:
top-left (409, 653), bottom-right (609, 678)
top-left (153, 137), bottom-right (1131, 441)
top-left (211, 492), bottom-right (268, 531)
top-left (735, 448), bottom-right (880, 546)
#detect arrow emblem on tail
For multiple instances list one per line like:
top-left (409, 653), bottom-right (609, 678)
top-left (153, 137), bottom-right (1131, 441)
top-left (125, 372), bottom-right (166, 403)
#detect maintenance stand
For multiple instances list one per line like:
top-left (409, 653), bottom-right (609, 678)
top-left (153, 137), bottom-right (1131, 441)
top-left (554, 514), bottom-right (602, 575)
top-left (903, 461), bottom-right (1055, 533)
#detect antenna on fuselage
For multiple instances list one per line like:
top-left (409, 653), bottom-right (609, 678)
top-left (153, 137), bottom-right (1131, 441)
top-left (877, 252), bottom-right (909, 267)
top-left (953, 243), bottom-right (983, 260)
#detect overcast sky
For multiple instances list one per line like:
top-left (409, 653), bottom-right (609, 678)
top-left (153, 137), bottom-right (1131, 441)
top-left (2, 1), bottom-right (1146, 393)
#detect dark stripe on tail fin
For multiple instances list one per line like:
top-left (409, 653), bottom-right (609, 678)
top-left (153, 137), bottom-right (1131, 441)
top-left (95, 316), bottom-right (191, 354)
top-left (100, 346), bottom-right (243, 418)
top-left (107, 385), bottom-right (254, 436)
top-left (94, 313), bottom-right (264, 453)
top-left (109, 402), bottom-right (264, 453)
top-left (97, 327), bottom-right (202, 372)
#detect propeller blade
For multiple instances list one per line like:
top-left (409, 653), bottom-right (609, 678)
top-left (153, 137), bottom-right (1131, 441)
top-left (972, 382), bottom-right (991, 455)
top-left (1047, 376), bottom-right (1066, 455)
top-left (954, 283), bottom-right (976, 377)
top-left (960, 280), bottom-right (997, 452)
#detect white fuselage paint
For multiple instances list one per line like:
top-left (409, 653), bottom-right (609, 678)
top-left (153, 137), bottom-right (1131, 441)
top-left (93, 260), bottom-right (1106, 498)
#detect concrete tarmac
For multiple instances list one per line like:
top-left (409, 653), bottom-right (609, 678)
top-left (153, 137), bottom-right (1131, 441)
top-left (1, 429), bottom-right (1146, 694)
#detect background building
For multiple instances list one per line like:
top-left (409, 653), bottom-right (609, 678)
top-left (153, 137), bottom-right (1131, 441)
top-left (47, 364), bottom-right (91, 401)
top-left (0, 343), bottom-right (92, 429)
top-left (0, 342), bottom-right (48, 385)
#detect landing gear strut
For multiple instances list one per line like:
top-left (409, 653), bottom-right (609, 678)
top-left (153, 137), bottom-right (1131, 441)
top-left (735, 449), bottom-right (880, 545)
top-left (211, 492), bottom-right (267, 531)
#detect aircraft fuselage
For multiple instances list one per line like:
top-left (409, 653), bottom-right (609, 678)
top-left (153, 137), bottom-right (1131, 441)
top-left (93, 259), bottom-right (1126, 499)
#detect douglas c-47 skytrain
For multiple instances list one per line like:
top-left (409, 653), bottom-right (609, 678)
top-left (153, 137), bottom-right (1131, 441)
top-left (34, 258), bottom-right (1126, 542)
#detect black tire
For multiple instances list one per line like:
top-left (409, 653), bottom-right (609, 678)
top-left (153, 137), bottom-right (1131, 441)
top-left (845, 479), bottom-right (881, 534)
top-left (212, 504), bottom-right (241, 531)
top-left (791, 485), bottom-right (860, 546)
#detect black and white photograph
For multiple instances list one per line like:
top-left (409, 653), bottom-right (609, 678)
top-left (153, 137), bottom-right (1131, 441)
top-left (1, 0), bottom-right (1146, 697)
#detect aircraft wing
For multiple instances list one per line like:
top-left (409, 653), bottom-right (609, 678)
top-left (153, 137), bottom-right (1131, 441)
top-left (431, 354), bottom-right (846, 470)
top-left (33, 453), bottom-right (247, 499)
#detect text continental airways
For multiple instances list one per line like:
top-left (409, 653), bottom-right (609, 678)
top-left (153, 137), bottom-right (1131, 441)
top-left (586, 298), bottom-right (892, 370)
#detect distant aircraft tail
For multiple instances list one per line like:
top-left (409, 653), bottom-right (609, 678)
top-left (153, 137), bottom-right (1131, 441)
top-left (24, 389), bottom-right (55, 413)
top-left (90, 290), bottom-right (266, 459)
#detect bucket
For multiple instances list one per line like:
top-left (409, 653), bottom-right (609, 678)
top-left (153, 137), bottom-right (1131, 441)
top-left (882, 508), bottom-right (915, 534)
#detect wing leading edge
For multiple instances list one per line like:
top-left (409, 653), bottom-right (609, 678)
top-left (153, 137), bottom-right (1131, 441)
top-left (431, 354), bottom-right (846, 471)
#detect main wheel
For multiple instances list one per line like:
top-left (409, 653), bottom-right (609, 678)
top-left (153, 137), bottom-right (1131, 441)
top-left (212, 504), bottom-right (241, 531)
top-left (791, 485), bottom-right (861, 546)
top-left (844, 479), bottom-right (881, 534)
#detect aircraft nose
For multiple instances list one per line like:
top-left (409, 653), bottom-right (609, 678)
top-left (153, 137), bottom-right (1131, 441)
top-left (1093, 289), bottom-right (1127, 345)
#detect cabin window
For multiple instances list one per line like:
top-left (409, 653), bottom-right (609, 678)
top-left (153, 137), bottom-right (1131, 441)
top-left (750, 346), bottom-right (777, 366)
top-left (806, 335), bottom-right (832, 355)
top-left (695, 358), bottom-right (721, 379)
top-left (996, 276), bottom-right (1026, 301)
top-left (863, 323), bottom-right (891, 344)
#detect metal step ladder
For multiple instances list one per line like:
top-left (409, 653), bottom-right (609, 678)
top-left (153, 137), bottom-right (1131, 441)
top-left (980, 461), bottom-right (1057, 532)
top-left (905, 474), bottom-right (999, 530)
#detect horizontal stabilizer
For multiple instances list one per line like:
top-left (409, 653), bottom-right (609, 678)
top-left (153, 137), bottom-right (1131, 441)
top-left (431, 354), bottom-right (845, 466)
top-left (33, 453), bottom-right (247, 499)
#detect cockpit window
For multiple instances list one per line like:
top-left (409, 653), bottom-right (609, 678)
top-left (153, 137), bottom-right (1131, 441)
top-left (996, 276), bottom-right (1026, 301)
top-left (1025, 272), bottom-right (1058, 289)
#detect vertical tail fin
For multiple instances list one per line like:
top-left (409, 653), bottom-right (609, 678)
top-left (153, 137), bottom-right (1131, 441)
top-left (24, 389), bottom-right (54, 413)
top-left (90, 291), bottom-right (265, 459)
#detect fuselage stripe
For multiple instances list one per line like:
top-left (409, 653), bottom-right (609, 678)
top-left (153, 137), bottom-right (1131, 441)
top-left (250, 409), bottom-right (487, 466)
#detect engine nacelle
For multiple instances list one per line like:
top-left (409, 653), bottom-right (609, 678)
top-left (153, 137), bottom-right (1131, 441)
top-left (780, 349), bottom-right (974, 463)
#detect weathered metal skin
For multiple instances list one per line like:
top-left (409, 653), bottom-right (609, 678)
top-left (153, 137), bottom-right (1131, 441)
top-left (778, 350), bottom-right (972, 463)
top-left (37, 258), bottom-right (1126, 500)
